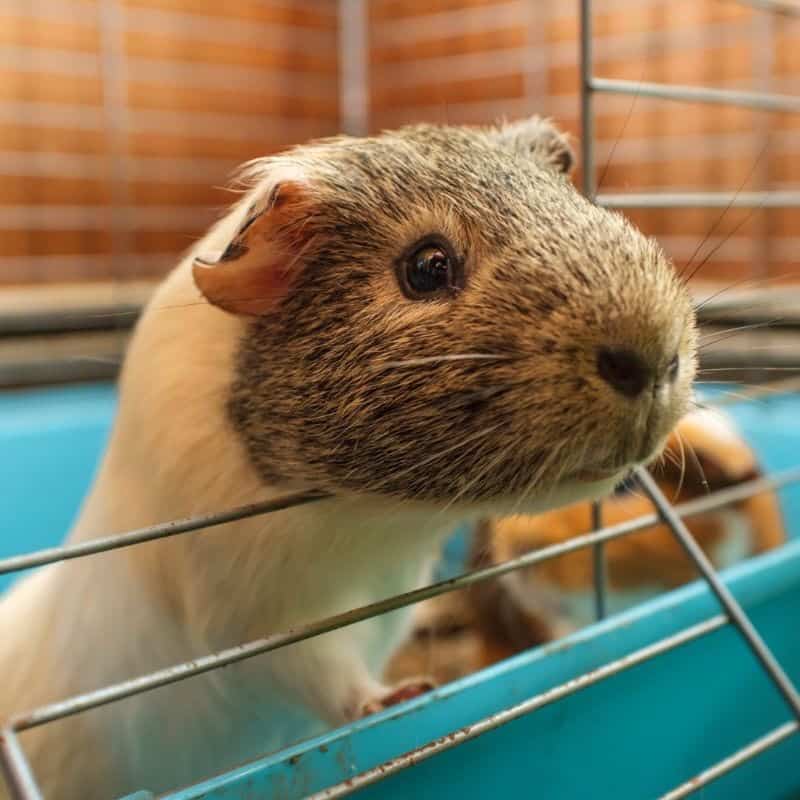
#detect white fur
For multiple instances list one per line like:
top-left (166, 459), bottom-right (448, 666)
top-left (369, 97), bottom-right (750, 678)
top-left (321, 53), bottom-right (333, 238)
top-left (683, 406), bottom-right (743, 446)
top-left (0, 207), bottom-right (610, 798)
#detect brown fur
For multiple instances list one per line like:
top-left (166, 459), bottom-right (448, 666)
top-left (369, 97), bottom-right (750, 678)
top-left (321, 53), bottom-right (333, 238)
top-left (385, 411), bottom-right (786, 680)
top-left (1, 116), bottom-right (699, 799)
top-left (199, 121), bottom-right (699, 503)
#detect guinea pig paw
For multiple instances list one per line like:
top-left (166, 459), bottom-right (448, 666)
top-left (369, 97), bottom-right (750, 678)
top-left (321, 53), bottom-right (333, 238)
top-left (360, 679), bottom-right (436, 717)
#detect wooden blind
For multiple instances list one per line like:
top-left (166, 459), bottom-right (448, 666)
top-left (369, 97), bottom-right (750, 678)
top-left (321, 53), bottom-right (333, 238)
top-left (368, 0), bottom-right (800, 286)
top-left (0, 0), bottom-right (338, 286)
top-left (3, 0), bottom-right (799, 289)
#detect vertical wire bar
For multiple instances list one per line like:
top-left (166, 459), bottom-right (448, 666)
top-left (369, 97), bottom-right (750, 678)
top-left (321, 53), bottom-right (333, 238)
top-left (580, 0), bottom-right (596, 198)
top-left (753, 9), bottom-right (774, 285)
top-left (581, 0), bottom-right (606, 622)
top-left (338, 0), bottom-right (369, 136)
top-left (96, 0), bottom-right (134, 350)
top-left (591, 501), bottom-right (607, 619)
top-left (0, 729), bottom-right (43, 800)
top-left (635, 467), bottom-right (800, 719)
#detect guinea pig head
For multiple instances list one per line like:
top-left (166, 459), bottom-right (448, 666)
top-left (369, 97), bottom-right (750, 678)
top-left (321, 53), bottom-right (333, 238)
top-left (192, 117), bottom-right (697, 512)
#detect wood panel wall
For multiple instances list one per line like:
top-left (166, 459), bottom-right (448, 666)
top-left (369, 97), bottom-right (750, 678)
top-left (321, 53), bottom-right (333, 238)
top-left (3, 0), bottom-right (799, 288)
top-left (0, 0), bottom-right (338, 285)
top-left (368, 0), bottom-right (800, 286)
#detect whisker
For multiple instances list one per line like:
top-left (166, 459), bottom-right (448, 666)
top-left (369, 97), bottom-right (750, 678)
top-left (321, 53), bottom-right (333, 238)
top-left (673, 431), bottom-right (687, 502)
top-left (700, 343), bottom-right (800, 353)
top-left (508, 440), bottom-right (567, 519)
top-left (435, 443), bottom-right (511, 519)
top-left (682, 201), bottom-right (765, 285)
top-left (362, 424), bottom-right (500, 496)
top-left (684, 437), bottom-right (709, 495)
top-left (679, 140), bottom-right (769, 280)
top-left (692, 270), bottom-right (800, 312)
top-left (596, 67), bottom-right (645, 192)
top-left (694, 271), bottom-right (797, 312)
top-left (698, 366), bottom-right (800, 374)
top-left (707, 376), bottom-right (800, 406)
top-left (65, 356), bottom-right (123, 365)
top-left (376, 354), bottom-right (515, 370)
top-left (699, 319), bottom-right (782, 349)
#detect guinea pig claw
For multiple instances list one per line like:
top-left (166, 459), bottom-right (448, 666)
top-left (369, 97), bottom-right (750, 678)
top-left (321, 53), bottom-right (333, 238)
top-left (361, 679), bottom-right (436, 717)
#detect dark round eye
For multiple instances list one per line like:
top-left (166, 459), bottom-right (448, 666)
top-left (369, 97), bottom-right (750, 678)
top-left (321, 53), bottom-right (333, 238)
top-left (404, 245), bottom-right (453, 298)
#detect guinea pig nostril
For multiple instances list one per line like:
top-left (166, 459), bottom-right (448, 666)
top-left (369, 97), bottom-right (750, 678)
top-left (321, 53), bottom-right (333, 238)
top-left (596, 347), bottom-right (650, 398)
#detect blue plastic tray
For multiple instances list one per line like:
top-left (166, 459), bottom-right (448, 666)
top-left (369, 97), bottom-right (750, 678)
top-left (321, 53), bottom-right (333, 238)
top-left (2, 383), bottom-right (799, 799)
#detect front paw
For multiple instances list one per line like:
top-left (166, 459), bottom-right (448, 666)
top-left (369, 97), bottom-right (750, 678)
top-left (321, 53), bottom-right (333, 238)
top-left (361, 678), bottom-right (436, 717)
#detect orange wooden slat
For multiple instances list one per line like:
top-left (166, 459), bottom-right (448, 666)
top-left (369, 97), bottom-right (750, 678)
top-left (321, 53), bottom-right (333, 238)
top-left (123, 0), bottom-right (337, 29)
top-left (0, 15), bottom-right (100, 52)
top-left (125, 30), bottom-right (338, 73)
top-left (0, 125), bottom-right (108, 155)
top-left (0, 176), bottom-right (112, 206)
top-left (0, 229), bottom-right (113, 257)
top-left (548, 43), bottom-right (755, 96)
top-left (547, 0), bottom-right (752, 43)
top-left (127, 81), bottom-right (339, 120)
top-left (127, 131), bottom-right (302, 161)
top-left (371, 0), bottom-right (513, 21)
top-left (371, 26), bottom-right (526, 64)
top-left (0, 70), bottom-right (104, 106)
top-left (371, 73), bottom-right (525, 111)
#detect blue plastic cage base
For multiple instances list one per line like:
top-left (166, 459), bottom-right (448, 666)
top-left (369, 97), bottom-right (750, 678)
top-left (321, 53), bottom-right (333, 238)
top-left (2, 383), bottom-right (800, 800)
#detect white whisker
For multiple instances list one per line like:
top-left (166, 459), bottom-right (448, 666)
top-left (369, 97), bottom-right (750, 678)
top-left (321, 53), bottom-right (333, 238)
top-left (376, 354), bottom-right (512, 370)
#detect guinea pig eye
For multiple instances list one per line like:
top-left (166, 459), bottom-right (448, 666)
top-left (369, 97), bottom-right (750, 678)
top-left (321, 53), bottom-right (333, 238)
top-left (399, 239), bottom-right (460, 300)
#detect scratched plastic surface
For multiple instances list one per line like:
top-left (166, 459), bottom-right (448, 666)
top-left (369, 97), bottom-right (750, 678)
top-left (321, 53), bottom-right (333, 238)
top-left (1, 382), bottom-right (800, 800)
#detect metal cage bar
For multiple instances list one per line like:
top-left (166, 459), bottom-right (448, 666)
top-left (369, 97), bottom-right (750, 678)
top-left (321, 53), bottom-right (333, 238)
top-left (597, 190), bottom-right (800, 209)
top-left (305, 616), bottom-right (731, 800)
top-left (0, 490), bottom-right (327, 577)
top-left (3, 1), bottom-right (800, 798)
top-left (0, 730), bottom-right (40, 800)
top-left (2, 464), bottom-right (800, 798)
top-left (589, 77), bottom-right (800, 113)
top-left (7, 469), bottom-right (798, 730)
top-left (659, 721), bottom-right (800, 800)
top-left (636, 468), bottom-right (800, 718)
top-left (581, 0), bottom-right (800, 795)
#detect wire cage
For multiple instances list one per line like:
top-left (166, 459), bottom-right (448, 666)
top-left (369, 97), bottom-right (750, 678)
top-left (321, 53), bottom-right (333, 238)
top-left (2, 1), bottom-right (800, 798)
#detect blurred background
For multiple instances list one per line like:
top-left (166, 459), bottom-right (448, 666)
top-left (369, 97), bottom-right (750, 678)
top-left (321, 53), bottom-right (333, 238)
top-left (1, 0), bottom-right (798, 385)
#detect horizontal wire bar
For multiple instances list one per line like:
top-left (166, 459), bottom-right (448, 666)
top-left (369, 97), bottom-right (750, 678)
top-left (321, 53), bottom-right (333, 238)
top-left (0, 490), bottom-right (328, 577)
top-left (711, 375), bottom-right (800, 406)
top-left (3, 368), bottom-right (792, 579)
top-left (659, 721), bottom-right (800, 800)
top-left (636, 468), bottom-right (800, 720)
top-left (733, 0), bottom-right (800, 17)
top-left (307, 616), bottom-right (728, 800)
top-left (589, 77), bottom-right (800, 113)
top-left (0, 729), bottom-right (42, 800)
top-left (10, 467), bottom-right (800, 733)
top-left (597, 191), bottom-right (800, 208)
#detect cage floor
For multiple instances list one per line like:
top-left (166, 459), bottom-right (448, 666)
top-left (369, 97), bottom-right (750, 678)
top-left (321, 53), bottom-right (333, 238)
top-left (2, 382), bottom-right (799, 800)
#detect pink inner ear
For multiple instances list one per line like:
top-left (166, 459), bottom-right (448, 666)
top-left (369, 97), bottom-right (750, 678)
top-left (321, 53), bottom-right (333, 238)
top-left (193, 180), bottom-right (315, 316)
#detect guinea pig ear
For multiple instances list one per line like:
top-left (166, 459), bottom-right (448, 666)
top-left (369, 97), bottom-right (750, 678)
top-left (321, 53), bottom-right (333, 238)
top-left (192, 176), bottom-right (316, 316)
top-left (492, 115), bottom-right (575, 175)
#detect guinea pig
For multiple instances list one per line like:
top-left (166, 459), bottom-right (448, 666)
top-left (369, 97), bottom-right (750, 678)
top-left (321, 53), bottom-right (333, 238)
top-left (0, 116), bottom-right (697, 799)
top-left (466, 406), bottom-right (786, 666)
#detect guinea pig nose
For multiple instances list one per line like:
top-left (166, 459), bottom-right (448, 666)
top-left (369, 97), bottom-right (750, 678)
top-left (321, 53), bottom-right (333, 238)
top-left (596, 347), bottom-right (651, 398)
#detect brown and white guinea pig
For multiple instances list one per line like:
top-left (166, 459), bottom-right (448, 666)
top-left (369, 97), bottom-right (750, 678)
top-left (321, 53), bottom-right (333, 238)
top-left (465, 406), bottom-right (786, 666)
top-left (0, 117), bottom-right (697, 799)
